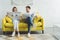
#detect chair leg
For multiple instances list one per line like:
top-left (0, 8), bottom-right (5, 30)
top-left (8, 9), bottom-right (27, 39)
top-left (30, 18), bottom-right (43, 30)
top-left (42, 30), bottom-right (44, 34)
top-left (3, 31), bottom-right (6, 35)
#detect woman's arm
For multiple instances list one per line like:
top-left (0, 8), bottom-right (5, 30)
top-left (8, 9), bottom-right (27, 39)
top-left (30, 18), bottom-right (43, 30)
top-left (6, 12), bottom-right (13, 19)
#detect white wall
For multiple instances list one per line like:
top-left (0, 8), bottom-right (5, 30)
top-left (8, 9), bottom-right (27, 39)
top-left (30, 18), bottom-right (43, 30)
top-left (43, 0), bottom-right (60, 27)
top-left (33, 0), bottom-right (60, 27)
top-left (0, 0), bottom-right (60, 28)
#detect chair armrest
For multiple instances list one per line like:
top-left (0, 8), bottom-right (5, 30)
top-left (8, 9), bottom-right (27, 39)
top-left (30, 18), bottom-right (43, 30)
top-left (41, 18), bottom-right (44, 30)
top-left (5, 16), bottom-right (12, 23)
top-left (2, 17), bottom-right (6, 30)
top-left (33, 16), bottom-right (42, 23)
top-left (2, 18), bottom-right (6, 25)
top-left (33, 16), bottom-right (44, 29)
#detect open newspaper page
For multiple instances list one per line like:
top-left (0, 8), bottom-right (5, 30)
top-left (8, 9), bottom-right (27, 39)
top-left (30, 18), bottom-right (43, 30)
top-left (7, 12), bottom-right (22, 20)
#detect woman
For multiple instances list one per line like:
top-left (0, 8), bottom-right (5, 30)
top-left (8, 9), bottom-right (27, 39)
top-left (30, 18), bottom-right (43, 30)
top-left (7, 7), bottom-right (20, 37)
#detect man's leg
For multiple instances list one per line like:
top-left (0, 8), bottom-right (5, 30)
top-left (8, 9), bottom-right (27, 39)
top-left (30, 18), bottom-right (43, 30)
top-left (25, 17), bottom-right (32, 37)
top-left (28, 24), bottom-right (31, 37)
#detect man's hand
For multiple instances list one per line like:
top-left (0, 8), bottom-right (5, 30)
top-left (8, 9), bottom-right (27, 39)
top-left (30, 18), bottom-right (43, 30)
top-left (35, 16), bottom-right (37, 18)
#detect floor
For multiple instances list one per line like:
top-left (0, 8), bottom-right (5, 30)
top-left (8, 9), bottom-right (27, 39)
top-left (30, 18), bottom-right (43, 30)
top-left (0, 34), bottom-right (57, 40)
top-left (45, 26), bottom-right (60, 40)
top-left (0, 26), bottom-right (60, 40)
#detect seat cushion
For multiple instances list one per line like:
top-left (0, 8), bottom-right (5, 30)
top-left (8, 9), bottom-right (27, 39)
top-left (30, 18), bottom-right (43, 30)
top-left (18, 23), bottom-right (28, 28)
top-left (5, 23), bottom-right (28, 28)
top-left (5, 22), bottom-right (42, 28)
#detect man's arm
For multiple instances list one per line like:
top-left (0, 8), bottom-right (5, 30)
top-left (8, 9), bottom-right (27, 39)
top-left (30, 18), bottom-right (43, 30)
top-left (31, 13), bottom-right (37, 18)
top-left (20, 13), bottom-right (28, 19)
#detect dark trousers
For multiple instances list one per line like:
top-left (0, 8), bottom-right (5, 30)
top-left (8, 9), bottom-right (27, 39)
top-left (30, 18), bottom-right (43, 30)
top-left (25, 17), bottom-right (33, 33)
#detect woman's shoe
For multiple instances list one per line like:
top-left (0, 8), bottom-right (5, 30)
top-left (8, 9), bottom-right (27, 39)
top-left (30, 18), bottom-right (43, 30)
top-left (12, 31), bottom-right (15, 37)
top-left (18, 32), bottom-right (20, 37)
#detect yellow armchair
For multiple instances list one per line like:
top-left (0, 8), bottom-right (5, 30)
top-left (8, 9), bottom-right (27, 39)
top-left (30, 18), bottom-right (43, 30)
top-left (2, 13), bottom-right (44, 34)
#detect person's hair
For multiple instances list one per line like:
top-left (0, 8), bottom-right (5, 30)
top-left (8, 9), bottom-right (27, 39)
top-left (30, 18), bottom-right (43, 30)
top-left (26, 6), bottom-right (31, 9)
top-left (12, 7), bottom-right (17, 12)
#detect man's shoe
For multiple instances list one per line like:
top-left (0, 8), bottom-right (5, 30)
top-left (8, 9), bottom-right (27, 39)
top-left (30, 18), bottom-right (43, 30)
top-left (28, 33), bottom-right (31, 37)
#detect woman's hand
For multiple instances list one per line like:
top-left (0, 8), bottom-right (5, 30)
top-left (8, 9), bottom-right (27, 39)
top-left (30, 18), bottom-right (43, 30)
top-left (6, 13), bottom-right (9, 16)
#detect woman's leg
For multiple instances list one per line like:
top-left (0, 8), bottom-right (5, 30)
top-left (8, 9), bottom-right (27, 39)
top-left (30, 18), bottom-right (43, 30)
top-left (12, 20), bottom-right (17, 36)
top-left (12, 20), bottom-right (20, 37)
top-left (12, 30), bottom-right (15, 37)
top-left (16, 20), bottom-right (20, 37)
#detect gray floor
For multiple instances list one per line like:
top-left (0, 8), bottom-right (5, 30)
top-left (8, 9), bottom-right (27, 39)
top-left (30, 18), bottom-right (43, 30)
top-left (45, 26), bottom-right (60, 40)
top-left (0, 26), bottom-right (60, 40)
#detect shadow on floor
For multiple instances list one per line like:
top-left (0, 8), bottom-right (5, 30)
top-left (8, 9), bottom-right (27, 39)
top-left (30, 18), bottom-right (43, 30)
top-left (0, 28), bottom-right (42, 35)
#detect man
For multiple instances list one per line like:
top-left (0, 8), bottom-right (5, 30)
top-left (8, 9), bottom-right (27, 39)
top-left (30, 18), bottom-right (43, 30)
top-left (22, 6), bottom-right (36, 37)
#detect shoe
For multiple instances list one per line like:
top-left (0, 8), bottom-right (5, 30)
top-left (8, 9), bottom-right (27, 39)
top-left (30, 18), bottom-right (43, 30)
top-left (28, 33), bottom-right (31, 37)
top-left (18, 32), bottom-right (20, 37)
top-left (12, 31), bottom-right (15, 37)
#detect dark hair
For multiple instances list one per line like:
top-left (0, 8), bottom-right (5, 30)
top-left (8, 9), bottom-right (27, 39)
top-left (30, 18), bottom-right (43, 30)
top-left (12, 7), bottom-right (17, 12)
top-left (26, 6), bottom-right (31, 9)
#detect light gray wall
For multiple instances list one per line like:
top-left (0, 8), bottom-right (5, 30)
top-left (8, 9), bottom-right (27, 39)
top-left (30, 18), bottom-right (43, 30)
top-left (0, 0), bottom-right (60, 28)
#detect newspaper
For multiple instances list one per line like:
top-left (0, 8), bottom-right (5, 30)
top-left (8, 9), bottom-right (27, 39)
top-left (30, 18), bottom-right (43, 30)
top-left (7, 12), bottom-right (22, 20)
